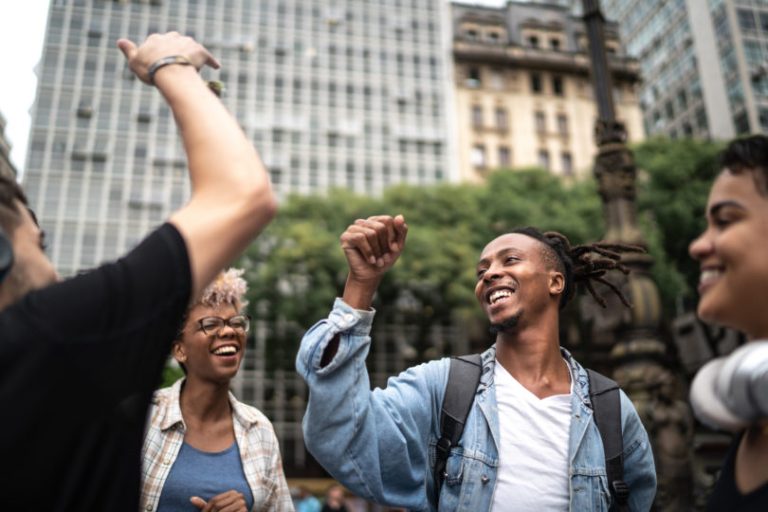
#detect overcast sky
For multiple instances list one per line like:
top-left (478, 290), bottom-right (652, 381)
top-left (0, 0), bottom-right (507, 178)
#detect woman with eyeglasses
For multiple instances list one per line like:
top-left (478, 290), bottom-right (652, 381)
top-left (140, 268), bottom-right (293, 512)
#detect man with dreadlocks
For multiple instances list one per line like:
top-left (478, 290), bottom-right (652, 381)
top-left (296, 215), bottom-right (656, 511)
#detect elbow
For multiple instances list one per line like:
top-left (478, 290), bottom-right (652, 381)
top-left (241, 170), bottom-right (279, 225)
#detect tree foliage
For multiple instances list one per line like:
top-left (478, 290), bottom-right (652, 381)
top-left (633, 137), bottom-right (723, 311)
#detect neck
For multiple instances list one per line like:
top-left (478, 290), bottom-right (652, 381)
top-left (179, 377), bottom-right (232, 421)
top-left (494, 313), bottom-right (570, 398)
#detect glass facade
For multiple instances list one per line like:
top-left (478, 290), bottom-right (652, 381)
top-left (24, 0), bottom-right (453, 277)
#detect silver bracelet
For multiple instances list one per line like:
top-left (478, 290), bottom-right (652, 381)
top-left (147, 55), bottom-right (193, 85)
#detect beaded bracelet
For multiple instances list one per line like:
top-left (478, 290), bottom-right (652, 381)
top-left (147, 55), bottom-right (192, 85)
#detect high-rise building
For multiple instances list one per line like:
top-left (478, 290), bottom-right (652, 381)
top-left (0, 112), bottom-right (17, 179)
top-left (601, 0), bottom-right (747, 140)
top-left (451, 0), bottom-right (644, 182)
top-left (708, 0), bottom-right (768, 134)
top-left (23, 0), bottom-right (454, 278)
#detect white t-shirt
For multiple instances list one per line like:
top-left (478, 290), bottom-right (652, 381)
top-left (490, 360), bottom-right (573, 511)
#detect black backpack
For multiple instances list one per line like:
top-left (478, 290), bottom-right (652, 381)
top-left (434, 355), bottom-right (629, 512)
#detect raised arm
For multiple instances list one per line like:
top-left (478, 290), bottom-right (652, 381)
top-left (320, 214), bottom-right (407, 364)
top-left (118, 33), bottom-right (277, 300)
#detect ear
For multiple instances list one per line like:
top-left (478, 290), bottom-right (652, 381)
top-left (548, 270), bottom-right (565, 297)
top-left (172, 342), bottom-right (187, 363)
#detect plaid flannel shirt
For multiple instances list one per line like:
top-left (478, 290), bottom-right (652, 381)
top-left (140, 379), bottom-right (294, 512)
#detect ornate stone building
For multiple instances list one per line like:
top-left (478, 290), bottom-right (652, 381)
top-left (451, 1), bottom-right (644, 181)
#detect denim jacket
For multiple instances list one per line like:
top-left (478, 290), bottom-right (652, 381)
top-left (297, 299), bottom-right (657, 511)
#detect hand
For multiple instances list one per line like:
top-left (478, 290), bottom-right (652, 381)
top-left (339, 215), bottom-right (408, 310)
top-left (190, 490), bottom-right (247, 512)
top-left (117, 32), bottom-right (220, 84)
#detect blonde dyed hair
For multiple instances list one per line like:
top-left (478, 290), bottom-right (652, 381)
top-left (198, 267), bottom-right (248, 309)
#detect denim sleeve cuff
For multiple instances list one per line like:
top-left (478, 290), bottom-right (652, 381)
top-left (327, 297), bottom-right (376, 335)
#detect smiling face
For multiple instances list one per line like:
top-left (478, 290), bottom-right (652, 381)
top-left (689, 170), bottom-right (768, 338)
top-left (173, 301), bottom-right (246, 383)
top-left (474, 233), bottom-right (564, 331)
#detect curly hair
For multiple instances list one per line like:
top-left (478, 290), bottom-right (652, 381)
top-left (510, 227), bottom-right (644, 309)
top-left (199, 267), bottom-right (248, 309)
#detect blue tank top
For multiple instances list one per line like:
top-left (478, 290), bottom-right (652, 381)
top-left (157, 441), bottom-right (254, 511)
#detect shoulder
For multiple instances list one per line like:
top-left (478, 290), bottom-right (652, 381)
top-left (231, 395), bottom-right (275, 433)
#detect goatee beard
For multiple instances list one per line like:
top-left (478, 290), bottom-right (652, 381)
top-left (489, 313), bottom-right (521, 336)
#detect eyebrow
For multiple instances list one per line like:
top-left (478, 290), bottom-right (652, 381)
top-left (709, 200), bottom-right (745, 217)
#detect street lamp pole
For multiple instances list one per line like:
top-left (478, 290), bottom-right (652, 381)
top-left (580, 1), bottom-right (693, 509)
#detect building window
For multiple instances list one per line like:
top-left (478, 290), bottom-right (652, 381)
top-left (495, 107), bottom-right (508, 131)
top-left (467, 67), bottom-right (481, 88)
top-left (552, 76), bottom-right (564, 96)
top-left (498, 146), bottom-right (511, 168)
top-left (678, 89), bottom-right (688, 110)
top-left (466, 29), bottom-right (478, 40)
top-left (738, 9), bottom-right (757, 32)
top-left (471, 105), bottom-right (483, 129)
top-left (557, 114), bottom-right (568, 136)
top-left (550, 38), bottom-right (560, 51)
top-left (531, 73), bottom-right (543, 94)
top-left (561, 152), bottom-right (573, 176)
top-left (760, 107), bottom-right (768, 131)
top-left (538, 149), bottom-right (550, 170)
top-left (471, 144), bottom-right (486, 168)
top-left (535, 111), bottom-right (546, 133)
top-left (665, 100), bottom-right (675, 120)
top-left (528, 35), bottom-right (539, 48)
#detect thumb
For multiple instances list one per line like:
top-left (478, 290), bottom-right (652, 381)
top-left (190, 496), bottom-right (207, 509)
top-left (116, 38), bottom-right (137, 61)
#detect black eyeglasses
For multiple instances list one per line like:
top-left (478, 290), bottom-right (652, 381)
top-left (195, 314), bottom-right (251, 336)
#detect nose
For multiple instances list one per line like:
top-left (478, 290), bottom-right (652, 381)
top-left (217, 323), bottom-right (238, 338)
top-left (689, 231), bottom-right (712, 261)
top-left (483, 262), bottom-right (503, 282)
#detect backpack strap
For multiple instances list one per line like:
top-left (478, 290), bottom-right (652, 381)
top-left (587, 369), bottom-right (629, 512)
top-left (434, 354), bottom-right (482, 506)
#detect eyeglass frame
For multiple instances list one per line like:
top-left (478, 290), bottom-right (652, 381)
top-left (194, 314), bottom-right (251, 336)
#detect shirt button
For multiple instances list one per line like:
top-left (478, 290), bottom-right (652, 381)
top-left (481, 475), bottom-right (490, 484)
top-left (146, 506), bottom-right (153, 511)
top-left (163, 458), bottom-right (171, 465)
top-left (344, 314), bottom-right (354, 323)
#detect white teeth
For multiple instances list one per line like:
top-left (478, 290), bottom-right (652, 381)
top-left (489, 289), bottom-right (512, 304)
top-left (213, 346), bottom-right (238, 356)
top-left (700, 269), bottom-right (722, 285)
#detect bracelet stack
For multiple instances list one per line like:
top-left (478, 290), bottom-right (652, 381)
top-left (147, 55), bottom-right (193, 85)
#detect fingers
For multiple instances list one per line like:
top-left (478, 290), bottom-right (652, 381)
top-left (345, 216), bottom-right (404, 265)
top-left (191, 491), bottom-right (247, 512)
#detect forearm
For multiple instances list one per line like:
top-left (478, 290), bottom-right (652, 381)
top-left (154, 66), bottom-right (270, 204)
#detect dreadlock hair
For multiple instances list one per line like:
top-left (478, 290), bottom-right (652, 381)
top-left (510, 227), bottom-right (644, 309)
top-left (720, 134), bottom-right (768, 196)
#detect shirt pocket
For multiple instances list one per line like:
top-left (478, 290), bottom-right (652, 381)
top-left (570, 468), bottom-right (610, 512)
